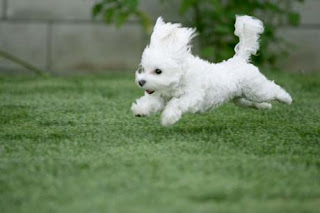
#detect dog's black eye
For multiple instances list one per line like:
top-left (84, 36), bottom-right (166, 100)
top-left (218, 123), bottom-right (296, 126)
top-left (137, 66), bottom-right (144, 74)
top-left (155, 69), bottom-right (162, 74)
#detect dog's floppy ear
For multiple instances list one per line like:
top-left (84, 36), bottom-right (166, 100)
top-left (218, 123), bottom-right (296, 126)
top-left (150, 17), bottom-right (197, 53)
top-left (150, 17), bottom-right (180, 47)
top-left (154, 17), bottom-right (165, 28)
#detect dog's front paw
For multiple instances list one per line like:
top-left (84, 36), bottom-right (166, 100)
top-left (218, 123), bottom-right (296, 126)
top-left (131, 103), bottom-right (150, 117)
top-left (161, 107), bottom-right (182, 126)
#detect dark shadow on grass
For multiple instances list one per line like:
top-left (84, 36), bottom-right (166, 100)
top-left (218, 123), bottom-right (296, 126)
top-left (189, 190), bottom-right (242, 203)
top-left (37, 120), bottom-right (77, 127)
top-left (1, 132), bottom-right (71, 140)
top-left (0, 105), bottom-right (31, 124)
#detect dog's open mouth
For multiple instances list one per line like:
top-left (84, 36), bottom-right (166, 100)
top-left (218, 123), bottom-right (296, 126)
top-left (146, 90), bottom-right (155, 94)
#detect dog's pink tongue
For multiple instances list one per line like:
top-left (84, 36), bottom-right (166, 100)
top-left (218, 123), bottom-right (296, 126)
top-left (146, 90), bottom-right (154, 94)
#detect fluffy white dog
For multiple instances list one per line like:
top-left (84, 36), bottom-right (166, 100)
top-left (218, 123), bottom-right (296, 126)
top-left (131, 15), bottom-right (292, 126)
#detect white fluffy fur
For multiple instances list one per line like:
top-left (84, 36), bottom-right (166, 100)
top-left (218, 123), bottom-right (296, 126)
top-left (131, 15), bottom-right (292, 126)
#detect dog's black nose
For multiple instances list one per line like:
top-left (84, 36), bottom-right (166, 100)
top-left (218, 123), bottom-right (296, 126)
top-left (138, 80), bottom-right (146, 87)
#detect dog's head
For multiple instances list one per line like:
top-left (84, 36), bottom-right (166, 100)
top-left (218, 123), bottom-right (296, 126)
top-left (135, 17), bottom-right (197, 95)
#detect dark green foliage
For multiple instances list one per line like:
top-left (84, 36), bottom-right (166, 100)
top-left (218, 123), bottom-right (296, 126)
top-left (92, 0), bottom-right (152, 33)
top-left (92, 0), bottom-right (304, 67)
top-left (181, 0), bottom-right (305, 66)
top-left (0, 72), bottom-right (319, 213)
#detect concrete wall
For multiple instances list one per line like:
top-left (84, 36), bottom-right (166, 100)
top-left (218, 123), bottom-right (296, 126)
top-left (0, 0), bottom-right (319, 73)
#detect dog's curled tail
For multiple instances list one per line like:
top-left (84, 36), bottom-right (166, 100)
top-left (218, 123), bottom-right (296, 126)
top-left (234, 15), bottom-right (264, 62)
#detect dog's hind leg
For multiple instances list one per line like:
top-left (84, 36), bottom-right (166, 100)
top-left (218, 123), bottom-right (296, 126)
top-left (234, 98), bottom-right (272, 109)
top-left (243, 74), bottom-right (292, 105)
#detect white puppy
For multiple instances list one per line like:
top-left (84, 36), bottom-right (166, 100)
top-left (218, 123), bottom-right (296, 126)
top-left (131, 15), bottom-right (292, 126)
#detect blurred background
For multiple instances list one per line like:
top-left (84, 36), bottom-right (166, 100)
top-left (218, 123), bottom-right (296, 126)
top-left (0, 0), bottom-right (319, 74)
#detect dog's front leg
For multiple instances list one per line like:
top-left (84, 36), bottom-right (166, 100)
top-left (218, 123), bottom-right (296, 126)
top-left (131, 94), bottom-right (165, 117)
top-left (161, 92), bottom-right (201, 126)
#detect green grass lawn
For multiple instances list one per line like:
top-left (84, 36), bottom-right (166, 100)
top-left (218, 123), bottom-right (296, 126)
top-left (0, 71), bottom-right (319, 213)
